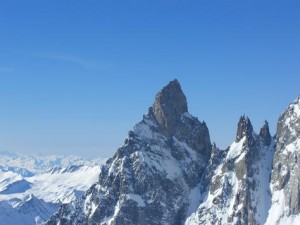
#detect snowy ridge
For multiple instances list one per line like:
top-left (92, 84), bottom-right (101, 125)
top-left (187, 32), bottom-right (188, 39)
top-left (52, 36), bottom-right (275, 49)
top-left (185, 127), bottom-right (275, 225)
top-left (282, 97), bottom-right (300, 137)
top-left (266, 97), bottom-right (300, 225)
top-left (0, 166), bottom-right (34, 177)
top-left (0, 194), bottom-right (58, 225)
top-left (0, 152), bottom-right (106, 225)
top-left (50, 112), bottom-right (207, 224)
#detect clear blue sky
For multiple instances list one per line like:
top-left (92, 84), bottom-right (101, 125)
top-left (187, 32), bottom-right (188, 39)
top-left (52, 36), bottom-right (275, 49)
top-left (0, 1), bottom-right (300, 158)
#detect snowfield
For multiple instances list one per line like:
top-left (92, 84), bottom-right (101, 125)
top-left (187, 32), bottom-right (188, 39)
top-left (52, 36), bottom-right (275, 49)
top-left (0, 152), bottom-right (106, 225)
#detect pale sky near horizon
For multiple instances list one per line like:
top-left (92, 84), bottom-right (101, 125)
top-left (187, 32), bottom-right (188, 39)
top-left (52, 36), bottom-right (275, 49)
top-left (0, 1), bottom-right (300, 158)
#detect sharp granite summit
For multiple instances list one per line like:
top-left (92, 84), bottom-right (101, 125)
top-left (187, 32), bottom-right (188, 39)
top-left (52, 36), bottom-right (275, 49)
top-left (17, 79), bottom-right (300, 225)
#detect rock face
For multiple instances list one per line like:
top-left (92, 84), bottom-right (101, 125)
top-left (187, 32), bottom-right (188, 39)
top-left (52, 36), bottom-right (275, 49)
top-left (186, 117), bottom-right (275, 225)
top-left (259, 121), bottom-right (272, 146)
top-left (266, 97), bottom-right (300, 225)
top-left (45, 79), bottom-right (212, 225)
top-left (44, 80), bottom-right (300, 225)
top-left (235, 115), bottom-right (255, 145)
top-left (152, 79), bottom-right (188, 136)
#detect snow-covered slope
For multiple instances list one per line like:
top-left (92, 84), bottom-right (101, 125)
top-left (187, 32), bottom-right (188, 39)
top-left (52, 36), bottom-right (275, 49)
top-left (0, 194), bottom-right (58, 225)
top-left (185, 117), bottom-right (275, 225)
top-left (0, 165), bottom-right (101, 203)
top-left (0, 153), bottom-right (106, 225)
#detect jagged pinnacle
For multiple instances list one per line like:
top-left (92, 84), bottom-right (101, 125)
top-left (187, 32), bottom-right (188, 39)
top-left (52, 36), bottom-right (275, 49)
top-left (236, 115), bottom-right (253, 142)
top-left (152, 79), bottom-right (188, 136)
top-left (295, 95), bottom-right (300, 104)
top-left (259, 120), bottom-right (271, 146)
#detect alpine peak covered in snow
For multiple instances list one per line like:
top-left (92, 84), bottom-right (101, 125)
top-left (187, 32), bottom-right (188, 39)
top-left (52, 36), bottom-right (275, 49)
top-left (45, 79), bottom-right (212, 225)
top-left (43, 82), bottom-right (300, 225)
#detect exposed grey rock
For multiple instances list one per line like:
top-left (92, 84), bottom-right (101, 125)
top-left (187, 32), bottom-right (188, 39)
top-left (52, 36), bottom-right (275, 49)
top-left (236, 115), bottom-right (254, 145)
top-left (259, 120), bottom-right (271, 146)
top-left (186, 117), bottom-right (275, 225)
top-left (269, 96), bottom-right (300, 222)
top-left (152, 79), bottom-right (188, 137)
top-left (45, 79), bottom-right (212, 225)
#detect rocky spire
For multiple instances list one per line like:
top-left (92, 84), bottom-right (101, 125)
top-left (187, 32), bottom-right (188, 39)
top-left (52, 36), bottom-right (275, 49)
top-left (236, 115), bottom-right (253, 142)
top-left (259, 120), bottom-right (271, 146)
top-left (294, 95), bottom-right (300, 105)
top-left (152, 79), bottom-right (188, 136)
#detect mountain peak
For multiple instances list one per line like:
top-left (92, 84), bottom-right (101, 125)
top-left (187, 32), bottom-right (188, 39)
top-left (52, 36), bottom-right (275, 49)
top-left (152, 79), bottom-right (188, 136)
top-left (259, 120), bottom-right (271, 146)
top-left (294, 95), bottom-right (300, 104)
top-left (288, 95), bottom-right (300, 117)
top-left (235, 115), bottom-right (253, 142)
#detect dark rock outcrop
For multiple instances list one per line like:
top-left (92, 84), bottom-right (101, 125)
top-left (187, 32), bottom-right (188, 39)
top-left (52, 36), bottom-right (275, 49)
top-left (152, 79), bottom-right (188, 136)
top-left (259, 120), bottom-right (271, 146)
top-left (236, 115), bottom-right (254, 143)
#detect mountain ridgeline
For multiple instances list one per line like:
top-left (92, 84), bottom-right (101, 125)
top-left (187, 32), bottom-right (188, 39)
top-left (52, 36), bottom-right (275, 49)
top-left (45, 80), bottom-right (300, 225)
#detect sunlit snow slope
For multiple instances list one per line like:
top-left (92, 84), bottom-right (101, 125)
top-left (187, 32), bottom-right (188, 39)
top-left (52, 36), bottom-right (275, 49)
top-left (0, 152), bottom-right (106, 225)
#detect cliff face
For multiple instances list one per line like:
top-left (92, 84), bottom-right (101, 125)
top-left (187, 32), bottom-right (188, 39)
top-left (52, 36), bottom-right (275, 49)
top-left (266, 97), bottom-right (300, 225)
top-left (186, 117), bottom-right (275, 225)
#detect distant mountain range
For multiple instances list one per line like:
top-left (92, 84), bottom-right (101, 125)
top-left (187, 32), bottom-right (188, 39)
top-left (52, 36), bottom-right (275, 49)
top-left (0, 152), bottom-right (107, 225)
top-left (0, 151), bottom-right (106, 173)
